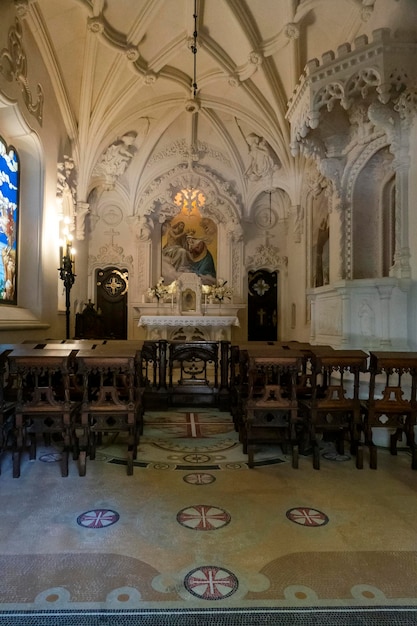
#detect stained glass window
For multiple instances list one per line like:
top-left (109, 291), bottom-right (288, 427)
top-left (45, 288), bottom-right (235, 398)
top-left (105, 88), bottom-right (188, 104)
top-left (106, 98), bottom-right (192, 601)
top-left (0, 135), bottom-right (18, 304)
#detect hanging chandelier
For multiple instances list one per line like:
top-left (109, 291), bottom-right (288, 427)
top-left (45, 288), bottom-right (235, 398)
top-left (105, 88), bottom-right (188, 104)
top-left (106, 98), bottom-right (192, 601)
top-left (175, 0), bottom-right (205, 216)
top-left (174, 185), bottom-right (205, 216)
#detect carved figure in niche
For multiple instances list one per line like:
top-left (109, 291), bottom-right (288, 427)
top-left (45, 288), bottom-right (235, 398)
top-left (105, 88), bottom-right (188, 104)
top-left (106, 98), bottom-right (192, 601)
top-left (57, 155), bottom-right (77, 228)
top-left (359, 299), bottom-right (375, 338)
top-left (161, 211), bottom-right (217, 284)
top-left (315, 215), bottom-right (329, 287)
top-left (309, 171), bottom-right (330, 287)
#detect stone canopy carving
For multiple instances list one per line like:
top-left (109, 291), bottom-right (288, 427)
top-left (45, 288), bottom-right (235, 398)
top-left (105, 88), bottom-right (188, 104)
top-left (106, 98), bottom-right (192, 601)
top-left (286, 28), bottom-right (417, 156)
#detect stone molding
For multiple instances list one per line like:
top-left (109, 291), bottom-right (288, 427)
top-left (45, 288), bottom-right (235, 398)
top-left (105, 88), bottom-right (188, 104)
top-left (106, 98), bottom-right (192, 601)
top-left (0, 18), bottom-right (43, 125)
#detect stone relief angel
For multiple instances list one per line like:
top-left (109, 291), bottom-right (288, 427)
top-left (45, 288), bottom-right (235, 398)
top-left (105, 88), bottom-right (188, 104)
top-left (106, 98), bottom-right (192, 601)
top-left (235, 119), bottom-right (281, 182)
top-left (93, 131), bottom-right (138, 184)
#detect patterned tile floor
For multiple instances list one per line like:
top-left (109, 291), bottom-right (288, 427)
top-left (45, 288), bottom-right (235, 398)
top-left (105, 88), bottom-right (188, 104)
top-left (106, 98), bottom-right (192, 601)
top-left (1, 408), bottom-right (417, 624)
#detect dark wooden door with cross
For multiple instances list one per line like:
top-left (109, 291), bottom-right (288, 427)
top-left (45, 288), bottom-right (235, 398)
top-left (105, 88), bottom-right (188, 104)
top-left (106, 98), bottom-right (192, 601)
top-left (96, 267), bottom-right (128, 339)
top-left (247, 269), bottom-right (278, 341)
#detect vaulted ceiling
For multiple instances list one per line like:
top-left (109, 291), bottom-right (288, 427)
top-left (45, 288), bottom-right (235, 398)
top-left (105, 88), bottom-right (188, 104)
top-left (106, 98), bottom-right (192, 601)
top-left (24, 0), bottom-right (404, 210)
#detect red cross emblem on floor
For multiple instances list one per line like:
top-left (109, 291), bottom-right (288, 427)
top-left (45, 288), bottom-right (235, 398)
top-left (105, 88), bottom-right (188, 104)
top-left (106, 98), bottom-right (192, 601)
top-left (177, 505), bottom-right (231, 530)
top-left (77, 509), bottom-right (120, 528)
top-left (184, 566), bottom-right (238, 599)
top-left (286, 507), bottom-right (329, 526)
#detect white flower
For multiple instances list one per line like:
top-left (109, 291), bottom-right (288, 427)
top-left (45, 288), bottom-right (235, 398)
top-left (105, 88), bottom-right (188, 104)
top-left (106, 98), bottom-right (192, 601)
top-left (210, 279), bottom-right (233, 302)
top-left (147, 277), bottom-right (170, 300)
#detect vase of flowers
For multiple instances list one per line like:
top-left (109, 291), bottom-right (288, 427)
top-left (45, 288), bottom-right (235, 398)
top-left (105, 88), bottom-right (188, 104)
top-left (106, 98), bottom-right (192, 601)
top-left (208, 279), bottom-right (233, 314)
top-left (147, 277), bottom-right (168, 312)
top-left (147, 278), bottom-right (177, 313)
top-left (211, 278), bottom-right (233, 302)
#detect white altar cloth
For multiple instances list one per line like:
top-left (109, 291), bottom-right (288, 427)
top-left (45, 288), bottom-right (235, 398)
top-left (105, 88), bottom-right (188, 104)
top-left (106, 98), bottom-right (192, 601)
top-left (138, 315), bottom-right (239, 340)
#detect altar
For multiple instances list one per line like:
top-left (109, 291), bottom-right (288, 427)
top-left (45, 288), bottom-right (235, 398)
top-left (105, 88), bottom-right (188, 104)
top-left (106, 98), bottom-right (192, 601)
top-left (138, 313), bottom-right (240, 341)
top-left (136, 272), bottom-right (244, 340)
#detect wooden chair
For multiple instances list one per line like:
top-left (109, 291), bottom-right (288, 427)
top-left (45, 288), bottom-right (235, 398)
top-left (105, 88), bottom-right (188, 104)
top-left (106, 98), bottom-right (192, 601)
top-left (365, 352), bottom-right (417, 469)
top-left (0, 345), bottom-right (18, 474)
top-left (168, 341), bottom-right (219, 406)
top-left (75, 349), bottom-right (142, 475)
top-left (242, 351), bottom-right (304, 468)
top-left (8, 348), bottom-right (78, 477)
top-left (300, 350), bottom-right (368, 470)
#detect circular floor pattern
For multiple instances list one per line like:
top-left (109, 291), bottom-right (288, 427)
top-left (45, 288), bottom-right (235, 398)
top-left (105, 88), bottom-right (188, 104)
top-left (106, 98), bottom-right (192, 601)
top-left (286, 507), bottom-right (329, 526)
top-left (182, 453), bottom-right (211, 464)
top-left (184, 565), bottom-right (238, 600)
top-left (177, 505), bottom-right (231, 530)
top-left (39, 452), bottom-right (62, 463)
top-left (183, 473), bottom-right (216, 485)
top-left (77, 509), bottom-right (120, 528)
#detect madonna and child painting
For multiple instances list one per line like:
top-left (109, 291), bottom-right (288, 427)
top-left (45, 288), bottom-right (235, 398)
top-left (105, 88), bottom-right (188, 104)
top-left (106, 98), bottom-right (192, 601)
top-left (161, 211), bottom-right (217, 285)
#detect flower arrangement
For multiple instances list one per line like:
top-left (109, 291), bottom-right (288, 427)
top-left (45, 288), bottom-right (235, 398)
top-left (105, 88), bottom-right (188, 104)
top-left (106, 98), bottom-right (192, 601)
top-left (147, 277), bottom-right (169, 301)
top-left (147, 277), bottom-right (177, 302)
top-left (207, 278), bottom-right (233, 302)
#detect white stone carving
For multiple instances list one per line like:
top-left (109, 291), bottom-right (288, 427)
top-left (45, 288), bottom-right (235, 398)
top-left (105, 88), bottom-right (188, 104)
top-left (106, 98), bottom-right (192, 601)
top-left (245, 244), bottom-right (288, 272)
top-left (57, 156), bottom-right (77, 231)
top-left (244, 133), bottom-right (281, 181)
top-left (76, 201), bottom-right (89, 241)
top-left (92, 131), bottom-right (138, 189)
top-left (284, 23), bottom-right (300, 40)
top-left (287, 29), bottom-right (417, 154)
top-left (137, 163), bottom-right (242, 228)
top-left (0, 18), bottom-right (44, 125)
top-left (89, 243), bottom-right (133, 268)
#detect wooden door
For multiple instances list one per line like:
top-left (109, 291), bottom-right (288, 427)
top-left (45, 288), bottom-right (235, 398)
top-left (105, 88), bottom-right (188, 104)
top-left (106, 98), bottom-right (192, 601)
top-left (247, 269), bottom-right (278, 341)
top-left (96, 267), bottom-right (128, 339)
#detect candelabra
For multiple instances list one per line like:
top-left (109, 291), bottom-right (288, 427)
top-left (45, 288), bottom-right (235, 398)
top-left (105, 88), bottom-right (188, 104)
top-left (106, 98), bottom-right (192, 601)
top-left (58, 237), bottom-right (76, 339)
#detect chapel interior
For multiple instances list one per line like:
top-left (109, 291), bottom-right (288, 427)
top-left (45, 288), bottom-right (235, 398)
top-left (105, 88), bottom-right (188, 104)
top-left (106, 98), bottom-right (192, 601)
top-left (1, 1), bottom-right (417, 624)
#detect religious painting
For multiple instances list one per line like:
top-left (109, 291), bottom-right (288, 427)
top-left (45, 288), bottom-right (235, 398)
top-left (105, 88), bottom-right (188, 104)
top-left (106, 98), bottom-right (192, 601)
top-left (0, 135), bottom-right (19, 305)
top-left (247, 269), bottom-right (278, 341)
top-left (161, 210), bottom-right (217, 285)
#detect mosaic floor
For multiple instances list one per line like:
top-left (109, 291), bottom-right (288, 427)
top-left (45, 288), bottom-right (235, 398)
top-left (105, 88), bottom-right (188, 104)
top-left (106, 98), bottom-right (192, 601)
top-left (1, 408), bottom-right (417, 625)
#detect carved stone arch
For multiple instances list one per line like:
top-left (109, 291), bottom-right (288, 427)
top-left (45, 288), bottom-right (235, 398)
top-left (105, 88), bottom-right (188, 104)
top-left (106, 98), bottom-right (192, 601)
top-left (88, 246), bottom-right (134, 301)
top-left (136, 164), bottom-right (245, 294)
top-left (340, 135), bottom-right (394, 279)
top-left (301, 164), bottom-right (331, 288)
top-left (249, 188), bottom-right (291, 228)
top-left (135, 163), bottom-right (242, 233)
top-left (0, 93), bottom-right (46, 328)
